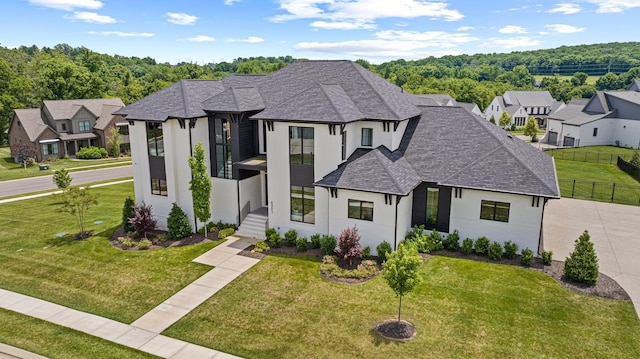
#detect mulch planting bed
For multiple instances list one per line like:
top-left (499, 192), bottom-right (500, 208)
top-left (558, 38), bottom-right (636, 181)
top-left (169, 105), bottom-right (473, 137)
top-left (109, 227), bottom-right (217, 250)
top-left (375, 319), bottom-right (417, 341)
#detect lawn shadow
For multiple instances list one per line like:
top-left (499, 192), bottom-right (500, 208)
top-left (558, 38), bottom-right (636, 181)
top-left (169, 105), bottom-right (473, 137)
top-left (368, 326), bottom-right (401, 347)
top-left (45, 232), bottom-right (91, 246)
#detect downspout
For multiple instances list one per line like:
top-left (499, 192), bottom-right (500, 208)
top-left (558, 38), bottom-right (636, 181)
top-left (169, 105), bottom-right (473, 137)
top-left (188, 118), bottom-right (197, 232)
top-left (394, 195), bottom-right (400, 250)
top-left (235, 113), bottom-right (241, 228)
top-left (537, 198), bottom-right (548, 255)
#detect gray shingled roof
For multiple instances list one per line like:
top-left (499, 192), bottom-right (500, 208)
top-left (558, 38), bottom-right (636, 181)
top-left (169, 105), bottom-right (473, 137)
top-left (606, 90), bottom-right (640, 105)
top-left (43, 98), bottom-right (124, 120)
top-left (504, 91), bottom-right (555, 107)
top-left (414, 94), bottom-right (456, 106)
top-left (115, 80), bottom-right (225, 121)
top-left (95, 104), bottom-right (125, 130)
top-left (13, 109), bottom-right (48, 141)
top-left (202, 87), bottom-right (265, 113)
top-left (549, 102), bottom-right (610, 125)
top-left (318, 106), bottom-right (560, 198)
top-left (315, 147), bottom-right (421, 195)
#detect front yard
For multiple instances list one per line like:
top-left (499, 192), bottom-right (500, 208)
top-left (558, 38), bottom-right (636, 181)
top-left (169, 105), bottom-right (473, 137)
top-left (164, 255), bottom-right (640, 358)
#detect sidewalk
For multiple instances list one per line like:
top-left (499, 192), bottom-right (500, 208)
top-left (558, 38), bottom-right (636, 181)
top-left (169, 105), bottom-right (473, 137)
top-left (0, 235), bottom-right (260, 358)
top-left (0, 179), bottom-right (134, 204)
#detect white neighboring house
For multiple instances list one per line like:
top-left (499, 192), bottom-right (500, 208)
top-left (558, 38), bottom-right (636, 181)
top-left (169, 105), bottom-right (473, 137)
top-left (116, 61), bottom-right (560, 255)
top-left (546, 82), bottom-right (640, 148)
top-left (484, 91), bottom-right (565, 129)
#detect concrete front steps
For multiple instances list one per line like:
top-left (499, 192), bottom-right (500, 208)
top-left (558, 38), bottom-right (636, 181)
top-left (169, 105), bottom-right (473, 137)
top-left (235, 211), bottom-right (268, 240)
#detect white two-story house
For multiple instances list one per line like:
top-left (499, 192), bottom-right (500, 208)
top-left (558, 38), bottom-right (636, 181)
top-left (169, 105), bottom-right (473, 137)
top-left (116, 61), bottom-right (560, 254)
top-left (484, 91), bottom-right (565, 129)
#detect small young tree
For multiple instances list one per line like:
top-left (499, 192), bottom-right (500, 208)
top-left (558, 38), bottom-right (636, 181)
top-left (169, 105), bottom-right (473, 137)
top-left (52, 168), bottom-right (72, 190)
top-left (106, 125), bottom-right (122, 158)
top-left (336, 226), bottom-right (363, 265)
top-left (498, 111), bottom-right (512, 129)
top-left (383, 243), bottom-right (422, 322)
top-left (121, 196), bottom-right (135, 233)
top-left (564, 230), bottom-right (599, 285)
top-left (189, 141), bottom-right (212, 237)
top-left (129, 203), bottom-right (157, 239)
top-left (59, 186), bottom-right (98, 238)
top-left (630, 149), bottom-right (640, 168)
top-left (11, 143), bottom-right (37, 169)
top-left (523, 116), bottom-right (540, 142)
top-left (167, 203), bottom-right (192, 240)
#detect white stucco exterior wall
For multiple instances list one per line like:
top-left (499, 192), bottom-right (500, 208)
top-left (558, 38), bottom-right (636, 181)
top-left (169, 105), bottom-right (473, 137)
top-left (239, 174), bottom-right (263, 216)
top-left (612, 119), bottom-right (640, 148)
top-left (449, 189), bottom-right (545, 254)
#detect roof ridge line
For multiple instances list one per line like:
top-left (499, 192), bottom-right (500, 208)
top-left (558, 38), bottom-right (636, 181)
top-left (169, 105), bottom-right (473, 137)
top-left (178, 80), bottom-right (189, 119)
top-left (319, 84), bottom-right (347, 122)
top-left (372, 148), bottom-right (402, 194)
top-left (351, 62), bottom-right (405, 120)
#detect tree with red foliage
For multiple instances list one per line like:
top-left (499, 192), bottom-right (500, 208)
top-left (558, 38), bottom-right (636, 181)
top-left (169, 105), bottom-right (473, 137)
top-left (10, 143), bottom-right (37, 169)
top-left (336, 226), bottom-right (363, 265)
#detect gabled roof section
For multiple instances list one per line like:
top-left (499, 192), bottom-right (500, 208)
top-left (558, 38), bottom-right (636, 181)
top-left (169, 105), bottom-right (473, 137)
top-left (315, 147), bottom-right (421, 195)
top-left (584, 91), bottom-right (609, 113)
top-left (202, 86), bottom-right (265, 113)
top-left (115, 80), bottom-right (224, 121)
top-left (13, 109), bottom-right (48, 141)
top-left (95, 104), bottom-right (125, 130)
top-left (414, 94), bottom-right (456, 106)
top-left (548, 101), bottom-right (610, 125)
top-left (253, 83), bottom-right (364, 123)
top-left (628, 79), bottom-right (640, 92)
top-left (402, 106), bottom-right (559, 198)
top-left (503, 91), bottom-right (554, 107)
top-left (43, 98), bottom-right (124, 120)
top-left (605, 90), bottom-right (640, 105)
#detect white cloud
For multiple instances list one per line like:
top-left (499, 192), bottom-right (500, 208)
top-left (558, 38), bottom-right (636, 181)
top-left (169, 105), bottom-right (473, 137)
top-left (187, 35), bottom-right (216, 42)
top-left (88, 31), bottom-right (155, 37)
top-left (28, 0), bottom-right (103, 10)
top-left (270, 0), bottom-right (464, 30)
top-left (226, 36), bottom-right (265, 43)
top-left (544, 23), bottom-right (585, 33)
top-left (546, 3), bottom-right (582, 14)
top-left (65, 11), bottom-right (116, 23)
top-left (293, 29), bottom-right (477, 58)
top-left (478, 36), bottom-right (542, 49)
top-left (499, 25), bottom-right (527, 34)
top-left (587, 0), bottom-right (640, 13)
top-left (224, 0), bottom-right (241, 4)
top-left (166, 12), bottom-right (198, 25)
top-left (457, 26), bottom-right (474, 31)
top-left (395, 21), bottom-right (409, 27)
top-left (311, 20), bottom-right (376, 30)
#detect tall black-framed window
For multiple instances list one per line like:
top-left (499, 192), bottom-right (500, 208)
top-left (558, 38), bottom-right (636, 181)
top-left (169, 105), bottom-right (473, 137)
top-left (341, 131), bottom-right (347, 160)
top-left (289, 126), bottom-right (314, 165)
top-left (213, 118), bottom-right (232, 179)
top-left (147, 121), bottom-right (167, 196)
top-left (291, 185), bottom-right (315, 223)
top-left (593, 128), bottom-right (598, 137)
top-left (426, 188), bottom-right (439, 225)
top-left (480, 200), bottom-right (510, 222)
top-left (146, 122), bottom-right (164, 157)
top-left (361, 128), bottom-right (372, 146)
top-left (348, 199), bottom-right (373, 221)
top-left (151, 179), bottom-right (167, 196)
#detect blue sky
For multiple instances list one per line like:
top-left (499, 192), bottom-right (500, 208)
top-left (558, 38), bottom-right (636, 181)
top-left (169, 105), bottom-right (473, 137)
top-left (2, 0), bottom-right (640, 64)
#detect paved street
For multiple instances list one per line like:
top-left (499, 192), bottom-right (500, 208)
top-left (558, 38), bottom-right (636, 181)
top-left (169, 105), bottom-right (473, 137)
top-left (0, 166), bottom-right (132, 198)
top-left (543, 198), bottom-right (640, 318)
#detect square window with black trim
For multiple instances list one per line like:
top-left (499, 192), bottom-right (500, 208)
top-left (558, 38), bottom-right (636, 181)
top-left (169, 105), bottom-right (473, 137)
top-left (291, 186), bottom-right (315, 223)
top-left (480, 200), bottom-right (510, 222)
top-left (361, 128), bottom-right (372, 147)
top-left (151, 178), bottom-right (167, 196)
top-left (348, 199), bottom-right (373, 221)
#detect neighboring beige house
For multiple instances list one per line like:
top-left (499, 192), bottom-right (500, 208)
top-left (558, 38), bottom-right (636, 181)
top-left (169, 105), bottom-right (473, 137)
top-left (484, 91), bottom-right (565, 129)
top-left (8, 98), bottom-right (128, 162)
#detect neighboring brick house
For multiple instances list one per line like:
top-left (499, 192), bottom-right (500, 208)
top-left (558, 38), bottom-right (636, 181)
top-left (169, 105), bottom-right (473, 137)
top-left (8, 98), bottom-right (128, 162)
top-left (484, 91), bottom-right (565, 129)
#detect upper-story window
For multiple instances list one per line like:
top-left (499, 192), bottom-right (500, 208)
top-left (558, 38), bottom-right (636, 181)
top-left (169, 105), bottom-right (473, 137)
top-left (79, 121), bottom-right (91, 132)
top-left (213, 118), bottom-right (232, 179)
top-left (61, 123), bottom-right (67, 132)
top-left (289, 126), bottom-right (314, 165)
top-left (118, 125), bottom-right (129, 136)
top-left (341, 131), bottom-right (347, 161)
top-left (146, 122), bottom-right (164, 157)
top-left (361, 128), bottom-right (373, 147)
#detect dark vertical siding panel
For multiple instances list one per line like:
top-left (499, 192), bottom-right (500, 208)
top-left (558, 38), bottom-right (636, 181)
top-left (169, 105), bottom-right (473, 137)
top-left (437, 187), bottom-right (451, 233)
top-left (411, 183), bottom-right (427, 226)
top-left (208, 116), bottom-right (217, 177)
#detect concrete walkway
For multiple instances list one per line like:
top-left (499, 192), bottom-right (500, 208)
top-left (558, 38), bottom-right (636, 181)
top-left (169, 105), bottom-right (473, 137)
top-left (543, 198), bottom-right (640, 318)
top-left (0, 235), bottom-right (260, 358)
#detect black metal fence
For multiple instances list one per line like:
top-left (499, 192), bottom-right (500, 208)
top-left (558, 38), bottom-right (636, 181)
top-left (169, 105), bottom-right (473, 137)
top-left (617, 156), bottom-right (640, 183)
top-left (558, 179), bottom-right (640, 205)
top-left (544, 149), bottom-right (632, 164)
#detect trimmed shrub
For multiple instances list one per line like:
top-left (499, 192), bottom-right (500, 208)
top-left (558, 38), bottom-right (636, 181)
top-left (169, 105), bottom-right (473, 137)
top-left (129, 203), bottom-right (156, 239)
top-left (336, 226), bottom-right (363, 264)
top-left (219, 227), bottom-right (235, 238)
top-left (474, 236), bottom-right (490, 255)
top-left (488, 241), bottom-right (503, 261)
top-left (117, 236), bottom-right (135, 249)
top-left (76, 146), bottom-right (108, 159)
top-left (252, 241), bottom-right (270, 253)
top-left (296, 237), bottom-right (308, 252)
top-left (52, 168), bottom-right (72, 190)
top-left (320, 256), bottom-right (378, 279)
top-left (542, 250), bottom-right (553, 266)
top-left (152, 233), bottom-right (167, 245)
top-left (137, 239), bottom-right (152, 250)
top-left (284, 229), bottom-right (298, 247)
top-left (121, 196), bottom-right (135, 233)
top-left (521, 248), bottom-right (534, 266)
top-left (268, 232), bottom-right (282, 248)
top-left (25, 158), bottom-right (36, 167)
top-left (404, 227), bottom-right (443, 253)
top-left (376, 241), bottom-right (393, 264)
top-left (265, 227), bottom-right (277, 239)
top-left (405, 225), bottom-right (425, 241)
top-left (310, 234), bottom-right (322, 249)
top-left (564, 230), bottom-right (599, 285)
top-left (319, 234), bottom-right (337, 255)
top-left (427, 229), bottom-right (444, 251)
top-left (461, 238), bottom-right (473, 255)
top-left (361, 245), bottom-right (371, 260)
top-left (167, 203), bottom-right (192, 240)
top-left (443, 230), bottom-right (460, 251)
top-left (503, 241), bottom-right (518, 259)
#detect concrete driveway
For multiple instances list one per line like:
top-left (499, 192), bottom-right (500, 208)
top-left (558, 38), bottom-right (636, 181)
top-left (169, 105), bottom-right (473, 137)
top-left (543, 198), bottom-right (640, 318)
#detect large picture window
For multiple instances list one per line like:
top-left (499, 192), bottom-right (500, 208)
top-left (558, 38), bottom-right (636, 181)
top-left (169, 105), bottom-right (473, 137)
top-left (214, 118), bottom-right (232, 178)
top-left (291, 186), bottom-right (315, 223)
top-left (42, 143), bottom-right (59, 156)
top-left (361, 128), bottom-right (372, 146)
top-left (348, 199), bottom-right (373, 221)
top-left (426, 188), bottom-right (439, 225)
top-left (146, 122), bottom-right (164, 157)
top-left (480, 200), bottom-right (510, 222)
top-left (289, 126), bottom-right (314, 165)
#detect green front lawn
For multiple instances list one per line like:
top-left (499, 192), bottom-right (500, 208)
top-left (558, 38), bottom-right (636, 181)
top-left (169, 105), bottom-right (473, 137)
top-left (165, 255), bottom-right (640, 358)
top-left (546, 145), bottom-right (637, 164)
top-left (0, 182), bottom-right (221, 323)
top-left (0, 309), bottom-right (157, 359)
top-left (555, 159), bottom-right (640, 185)
top-left (0, 146), bottom-right (131, 181)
